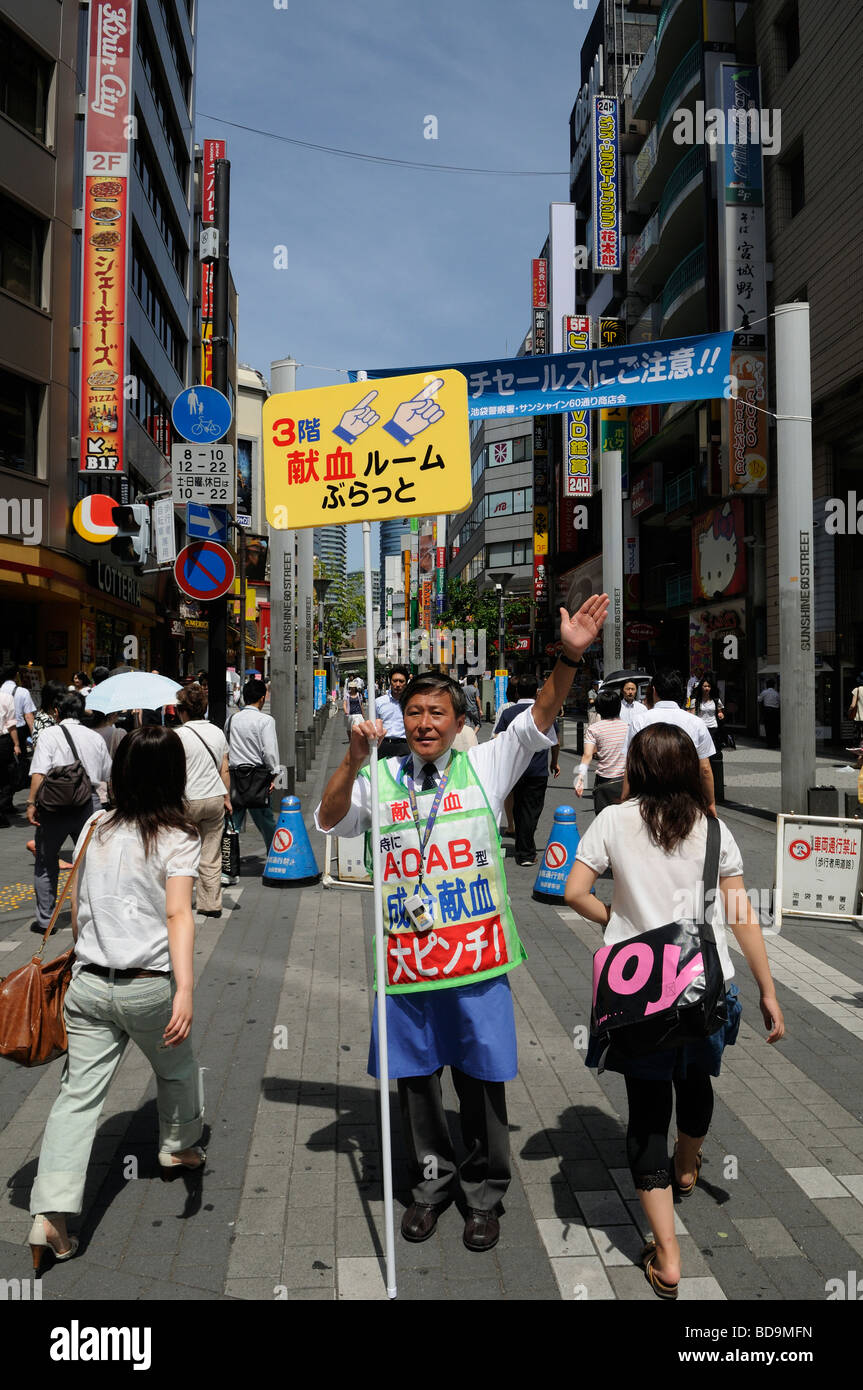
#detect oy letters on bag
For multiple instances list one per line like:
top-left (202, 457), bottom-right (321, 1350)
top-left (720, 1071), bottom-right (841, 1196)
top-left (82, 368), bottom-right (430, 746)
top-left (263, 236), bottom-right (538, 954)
top-left (592, 930), bottom-right (706, 1028)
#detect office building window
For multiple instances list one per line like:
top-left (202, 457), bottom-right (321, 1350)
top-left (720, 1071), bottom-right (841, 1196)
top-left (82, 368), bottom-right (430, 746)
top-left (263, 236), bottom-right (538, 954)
top-left (487, 540), bottom-right (529, 568)
top-left (133, 128), bottom-right (188, 282)
top-left (782, 147), bottom-right (805, 218)
top-left (156, 0), bottom-right (192, 103)
top-left (486, 487), bottom-right (533, 517)
top-left (0, 19), bottom-right (52, 142)
top-left (0, 193), bottom-right (46, 306)
top-left (129, 349), bottom-right (173, 455)
top-left (777, 2), bottom-right (800, 74)
top-left (131, 238), bottom-right (186, 376)
top-left (136, 15), bottom-right (190, 189)
top-left (0, 367), bottom-right (40, 475)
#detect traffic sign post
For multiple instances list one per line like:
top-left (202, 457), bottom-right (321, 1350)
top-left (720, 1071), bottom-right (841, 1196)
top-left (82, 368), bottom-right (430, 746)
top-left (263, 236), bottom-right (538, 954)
top-left (174, 541), bottom-right (236, 603)
top-left (171, 385), bottom-right (233, 443)
top-left (185, 503), bottom-right (229, 544)
top-left (774, 814), bottom-right (863, 933)
top-left (171, 444), bottom-right (235, 505)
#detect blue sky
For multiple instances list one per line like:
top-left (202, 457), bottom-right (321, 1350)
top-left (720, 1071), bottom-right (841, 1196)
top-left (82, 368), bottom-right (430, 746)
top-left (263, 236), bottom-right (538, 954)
top-left (194, 0), bottom-right (593, 565)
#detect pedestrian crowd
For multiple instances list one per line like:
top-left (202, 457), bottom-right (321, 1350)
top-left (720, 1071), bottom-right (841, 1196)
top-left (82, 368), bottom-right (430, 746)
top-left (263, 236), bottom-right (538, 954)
top-left (1, 624), bottom-right (790, 1300)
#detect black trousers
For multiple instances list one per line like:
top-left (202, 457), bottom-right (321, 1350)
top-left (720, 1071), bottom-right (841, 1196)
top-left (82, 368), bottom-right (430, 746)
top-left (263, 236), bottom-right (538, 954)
top-left (593, 774), bottom-right (624, 815)
top-left (397, 1067), bottom-right (510, 1211)
top-left (623, 1072), bottom-right (714, 1189)
top-left (513, 775), bottom-right (547, 860)
top-left (763, 707), bottom-right (780, 748)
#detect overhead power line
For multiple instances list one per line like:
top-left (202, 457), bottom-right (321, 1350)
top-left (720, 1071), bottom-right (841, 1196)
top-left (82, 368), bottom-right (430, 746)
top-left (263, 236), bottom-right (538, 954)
top-left (196, 112), bottom-right (568, 177)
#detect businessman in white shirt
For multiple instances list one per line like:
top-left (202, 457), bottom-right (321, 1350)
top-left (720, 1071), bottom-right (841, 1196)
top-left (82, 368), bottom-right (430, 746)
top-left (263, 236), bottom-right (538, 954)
top-left (225, 675), bottom-right (279, 851)
top-left (625, 670), bottom-right (715, 812)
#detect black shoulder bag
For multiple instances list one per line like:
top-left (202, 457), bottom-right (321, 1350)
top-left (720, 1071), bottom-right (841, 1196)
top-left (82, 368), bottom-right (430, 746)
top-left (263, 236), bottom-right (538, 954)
top-left (590, 817), bottom-right (726, 1057)
top-left (226, 715), bottom-right (272, 809)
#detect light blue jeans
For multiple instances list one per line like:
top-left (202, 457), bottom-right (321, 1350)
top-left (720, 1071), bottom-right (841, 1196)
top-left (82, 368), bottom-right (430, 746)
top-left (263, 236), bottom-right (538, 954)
top-left (30, 969), bottom-right (204, 1216)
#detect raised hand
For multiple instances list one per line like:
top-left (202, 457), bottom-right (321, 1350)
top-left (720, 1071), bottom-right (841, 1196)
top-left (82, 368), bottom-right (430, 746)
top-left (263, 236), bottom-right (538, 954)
top-left (559, 595), bottom-right (609, 662)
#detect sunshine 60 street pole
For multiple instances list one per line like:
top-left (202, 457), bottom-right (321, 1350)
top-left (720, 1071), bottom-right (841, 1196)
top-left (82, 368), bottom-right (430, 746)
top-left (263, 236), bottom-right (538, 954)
top-left (208, 156), bottom-right (230, 728)
top-left (775, 302), bottom-right (815, 813)
top-left (269, 357), bottom-right (298, 792)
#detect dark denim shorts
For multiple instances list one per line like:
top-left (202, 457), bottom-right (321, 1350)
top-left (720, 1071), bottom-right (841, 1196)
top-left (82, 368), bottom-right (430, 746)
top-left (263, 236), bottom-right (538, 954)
top-left (585, 983), bottom-right (742, 1080)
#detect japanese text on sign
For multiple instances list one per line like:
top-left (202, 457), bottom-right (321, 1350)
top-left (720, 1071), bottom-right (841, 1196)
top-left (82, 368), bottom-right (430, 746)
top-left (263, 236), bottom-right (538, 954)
top-left (263, 371), bottom-right (471, 529)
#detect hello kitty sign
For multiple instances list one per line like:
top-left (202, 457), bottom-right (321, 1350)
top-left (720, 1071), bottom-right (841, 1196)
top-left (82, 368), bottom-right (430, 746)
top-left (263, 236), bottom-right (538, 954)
top-left (692, 500), bottom-right (747, 600)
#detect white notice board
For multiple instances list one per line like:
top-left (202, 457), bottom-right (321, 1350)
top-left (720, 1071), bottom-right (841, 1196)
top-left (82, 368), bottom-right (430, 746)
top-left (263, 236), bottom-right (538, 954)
top-left (775, 814), bottom-right (863, 932)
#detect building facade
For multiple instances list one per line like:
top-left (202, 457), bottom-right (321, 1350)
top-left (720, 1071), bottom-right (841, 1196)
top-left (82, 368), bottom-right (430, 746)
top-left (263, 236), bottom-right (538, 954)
top-left (0, 0), bottom-right (198, 686)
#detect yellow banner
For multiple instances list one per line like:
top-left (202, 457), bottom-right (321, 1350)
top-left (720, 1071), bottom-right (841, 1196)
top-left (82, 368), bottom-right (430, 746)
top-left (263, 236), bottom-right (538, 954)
top-left (533, 505), bottom-right (549, 555)
top-left (263, 371), bottom-right (471, 529)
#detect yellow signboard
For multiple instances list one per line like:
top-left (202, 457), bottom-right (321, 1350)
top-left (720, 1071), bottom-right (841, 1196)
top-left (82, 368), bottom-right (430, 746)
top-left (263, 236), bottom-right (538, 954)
top-left (263, 371), bottom-right (471, 529)
top-left (533, 505), bottom-right (549, 556)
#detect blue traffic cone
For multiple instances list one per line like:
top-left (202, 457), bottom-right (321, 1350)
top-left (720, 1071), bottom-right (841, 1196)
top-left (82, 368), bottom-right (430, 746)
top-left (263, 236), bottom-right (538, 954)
top-left (263, 796), bottom-right (322, 888)
top-left (532, 804), bottom-right (580, 903)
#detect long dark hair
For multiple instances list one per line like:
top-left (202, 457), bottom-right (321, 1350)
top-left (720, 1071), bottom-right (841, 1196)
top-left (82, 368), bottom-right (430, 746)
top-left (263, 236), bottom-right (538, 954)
top-left (625, 724), bottom-right (712, 853)
top-left (693, 672), bottom-right (718, 715)
top-left (97, 726), bottom-right (198, 855)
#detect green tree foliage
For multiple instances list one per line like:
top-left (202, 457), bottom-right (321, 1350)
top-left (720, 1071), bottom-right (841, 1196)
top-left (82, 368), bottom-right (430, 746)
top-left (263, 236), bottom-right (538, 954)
top-left (438, 577), bottom-right (531, 661)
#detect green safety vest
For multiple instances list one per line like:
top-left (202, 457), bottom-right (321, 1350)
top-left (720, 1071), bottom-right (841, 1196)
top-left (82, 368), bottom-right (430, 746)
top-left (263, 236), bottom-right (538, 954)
top-left (361, 751), bottom-right (526, 996)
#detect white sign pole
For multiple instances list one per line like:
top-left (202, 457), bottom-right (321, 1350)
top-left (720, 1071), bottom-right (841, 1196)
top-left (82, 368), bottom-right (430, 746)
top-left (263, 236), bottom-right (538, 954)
top-left (601, 448), bottom-right (623, 676)
top-left (363, 518), bottom-right (397, 1299)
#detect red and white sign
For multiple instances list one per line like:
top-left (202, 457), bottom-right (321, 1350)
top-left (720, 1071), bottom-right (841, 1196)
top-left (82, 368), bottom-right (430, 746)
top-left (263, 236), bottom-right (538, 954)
top-left (564, 315), bottom-right (591, 350)
top-left (544, 841), bottom-right (567, 869)
top-left (174, 541), bottom-right (236, 602)
top-left (79, 1), bottom-right (136, 474)
top-left (532, 258), bottom-right (548, 308)
top-left (788, 840), bottom-right (811, 861)
top-left (202, 139), bottom-right (226, 224)
top-left (273, 827), bottom-right (293, 854)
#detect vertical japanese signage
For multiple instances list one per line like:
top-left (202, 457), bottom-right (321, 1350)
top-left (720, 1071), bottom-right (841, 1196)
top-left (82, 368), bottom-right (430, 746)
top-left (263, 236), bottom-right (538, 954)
top-left (598, 318), bottom-right (628, 493)
top-left (532, 258), bottom-right (548, 308)
top-left (532, 308), bottom-right (548, 356)
top-left (717, 64), bottom-right (768, 491)
top-left (592, 96), bottom-right (621, 273)
top-left (563, 316), bottom-right (591, 500)
top-left (533, 418), bottom-right (549, 608)
top-left (79, 1), bottom-right (136, 473)
top-left (200, 140), bottom-right (225, 389)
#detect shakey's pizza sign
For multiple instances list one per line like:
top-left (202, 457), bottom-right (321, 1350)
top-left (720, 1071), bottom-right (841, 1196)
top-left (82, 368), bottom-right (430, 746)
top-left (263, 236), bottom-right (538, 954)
top-left (79, 3), bottom-right (136, 474)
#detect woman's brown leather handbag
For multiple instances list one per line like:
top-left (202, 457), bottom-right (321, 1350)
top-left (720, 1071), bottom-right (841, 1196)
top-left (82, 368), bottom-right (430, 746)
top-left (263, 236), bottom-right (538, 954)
top-left (0, 818), bottom-right (100, 1066)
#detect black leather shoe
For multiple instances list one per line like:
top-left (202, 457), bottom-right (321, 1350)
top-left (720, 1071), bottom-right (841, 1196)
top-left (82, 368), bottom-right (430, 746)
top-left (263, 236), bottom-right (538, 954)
top-left (400, 1202), bottom-right (441, 1242)
top-left (463, 1208), bottom-right (500, 1252)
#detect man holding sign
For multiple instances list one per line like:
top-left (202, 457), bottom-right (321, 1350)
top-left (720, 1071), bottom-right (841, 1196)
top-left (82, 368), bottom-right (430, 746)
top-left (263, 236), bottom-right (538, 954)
top-left (316, 595), bottom-right (608, 1251)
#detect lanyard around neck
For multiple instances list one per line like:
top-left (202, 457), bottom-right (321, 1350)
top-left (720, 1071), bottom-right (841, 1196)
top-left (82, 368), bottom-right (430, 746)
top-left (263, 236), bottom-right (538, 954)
top-left (404, 764), bottom-right (450, 891)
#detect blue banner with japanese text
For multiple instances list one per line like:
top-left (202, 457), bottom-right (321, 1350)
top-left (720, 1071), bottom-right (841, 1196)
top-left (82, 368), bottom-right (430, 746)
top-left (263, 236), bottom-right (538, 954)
top-left (352, 331), bottom-right (735, 420)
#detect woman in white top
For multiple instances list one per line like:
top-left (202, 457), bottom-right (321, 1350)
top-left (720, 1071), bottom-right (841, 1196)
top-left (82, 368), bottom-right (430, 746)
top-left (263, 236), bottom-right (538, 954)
top-left (565, 724), bottom-right (784, 1300)
top-left (691, 673), bottom-right (724, 755)
top-left (28, 725), bottom-right (204, 1272)
top-left (175, 682), bottom-right (231, 916)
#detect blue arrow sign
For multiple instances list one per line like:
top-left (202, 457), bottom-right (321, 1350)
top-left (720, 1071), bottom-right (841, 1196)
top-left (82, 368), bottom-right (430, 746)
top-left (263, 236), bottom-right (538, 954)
top-left (186, 503), bottom-right (229, 544)
top-left (171, 385), bottom-right (232, 443)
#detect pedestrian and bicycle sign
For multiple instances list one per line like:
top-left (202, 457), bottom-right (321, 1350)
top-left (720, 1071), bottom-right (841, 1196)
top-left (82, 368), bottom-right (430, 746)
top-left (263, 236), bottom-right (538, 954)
top-left (185, 503), bottom-right (229, 543)
top-left (174, 540), bottom-right (236, 602)
top-left (262, 370), bottom-right (471, 529)
top-left (171, 385), bottom-right (232, 442)
top-left (171, 444), bottom-right (235, 505)
top-left (272, 827), bottom-right (293, 854)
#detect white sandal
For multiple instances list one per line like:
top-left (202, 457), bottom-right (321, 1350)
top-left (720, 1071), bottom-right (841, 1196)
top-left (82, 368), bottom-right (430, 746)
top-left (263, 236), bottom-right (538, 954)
top-left (158, 1145), bottom-right (206, 1170)
top-left (28, 1214), bottom-right (78, 1273)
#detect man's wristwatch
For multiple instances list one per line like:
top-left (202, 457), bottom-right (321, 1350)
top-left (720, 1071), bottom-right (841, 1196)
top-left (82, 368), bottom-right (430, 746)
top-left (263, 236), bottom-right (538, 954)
top-left (558, 653), bottom-right (581, 669)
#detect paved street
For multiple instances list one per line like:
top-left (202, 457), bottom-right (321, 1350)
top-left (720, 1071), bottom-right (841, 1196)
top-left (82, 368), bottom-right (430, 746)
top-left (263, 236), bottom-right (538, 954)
top-left (1, 718), bottom-right (863, 1301)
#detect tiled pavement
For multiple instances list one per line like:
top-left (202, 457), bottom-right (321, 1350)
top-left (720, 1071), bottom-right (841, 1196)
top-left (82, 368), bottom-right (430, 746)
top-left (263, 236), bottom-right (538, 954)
top-left (0, 720), bottom-right (862, 1300)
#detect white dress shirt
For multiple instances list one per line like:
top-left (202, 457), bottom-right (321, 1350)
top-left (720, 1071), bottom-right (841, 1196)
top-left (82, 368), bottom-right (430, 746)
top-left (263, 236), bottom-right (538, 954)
top-left (30, 718), bottom-right (113, 786)
top-left (376, 690), bottom-right (406, 738)
top-left (225, 705), bottom-right (279, 772)
top-left (0, 680), bottom-right (35, 729)
top-left (625, 700), bottom-right (716, 758)
top-left (0, 689), bottom-right (16, 735)
top-left (315, 707), bottom-right (553, 838)
top-left (618, 699), bottom-right (641, 728)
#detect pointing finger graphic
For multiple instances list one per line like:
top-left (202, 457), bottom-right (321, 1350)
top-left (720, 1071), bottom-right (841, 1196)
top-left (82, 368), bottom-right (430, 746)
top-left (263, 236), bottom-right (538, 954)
top-left (412, 378), bottom-right (445, 402)
top-left (355, 390), bottom-right (379, 409)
